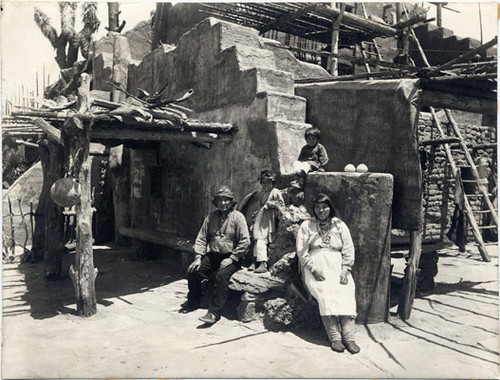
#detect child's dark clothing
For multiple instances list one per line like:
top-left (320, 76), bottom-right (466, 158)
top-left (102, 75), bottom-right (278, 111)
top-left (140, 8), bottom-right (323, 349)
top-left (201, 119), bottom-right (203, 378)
top-left (298, 143), bottom-right (329, 171)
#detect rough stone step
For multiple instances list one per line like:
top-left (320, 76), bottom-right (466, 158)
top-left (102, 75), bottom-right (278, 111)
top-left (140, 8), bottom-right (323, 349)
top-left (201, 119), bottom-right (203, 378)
top-left (252, 67), bottom-right (295, 95)
top-left (427, 27), bottom-right (455, 42)
top-left (255, 91), bottom-right (307, 123)
top-left (413, 23), bottom-right (439, 35)
top-left (266, 118), bottom-right (312, 175)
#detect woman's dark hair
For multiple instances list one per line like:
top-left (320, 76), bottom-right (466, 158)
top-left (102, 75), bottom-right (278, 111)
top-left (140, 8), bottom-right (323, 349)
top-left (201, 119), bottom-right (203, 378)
top-left (312, 193), bottom-right (336, 219)
top-left (305, 127), bottom-right (321, 139)
top-left (259, 169), bottom-right (276, 183)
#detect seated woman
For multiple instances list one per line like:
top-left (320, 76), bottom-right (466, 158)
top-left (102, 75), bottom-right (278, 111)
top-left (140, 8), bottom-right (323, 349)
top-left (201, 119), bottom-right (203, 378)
top-left (296, 193), bottom-right (360, 354)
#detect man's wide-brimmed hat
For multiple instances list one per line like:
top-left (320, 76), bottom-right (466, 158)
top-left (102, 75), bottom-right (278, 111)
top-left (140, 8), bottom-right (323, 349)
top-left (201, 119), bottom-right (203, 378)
top-left (213, 186), bottom-right (235, 202)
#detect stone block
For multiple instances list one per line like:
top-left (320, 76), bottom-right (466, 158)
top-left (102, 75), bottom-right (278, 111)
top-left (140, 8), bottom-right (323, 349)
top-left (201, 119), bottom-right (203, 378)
top-left (124, 20), bottom-right (154, 61)
top-left (92, 53), bottom-right (113, 91)
top-left (271, 120), bottom-right (311, 174)
top-left (262, 38), bottom-right (331, 80)
top-left (253, 68), bottom-right (295, 95)
top-left (305, 172), bottom-right (394, 324)
top-left (255, 92), bottom-right (306, 123)
top-left (230, 45), bottom-right (276, 71)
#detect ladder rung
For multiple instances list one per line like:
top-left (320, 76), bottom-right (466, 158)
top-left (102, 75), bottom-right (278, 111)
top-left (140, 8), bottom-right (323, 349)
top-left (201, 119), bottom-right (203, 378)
top-left (472, 210), bottom-right (497, 214)
top-left (465, 193), bottom-right (493, 197)
top-left (470, 225), bottom-right (498, 230)
top-left (461, 179), bottom-right (488, 183)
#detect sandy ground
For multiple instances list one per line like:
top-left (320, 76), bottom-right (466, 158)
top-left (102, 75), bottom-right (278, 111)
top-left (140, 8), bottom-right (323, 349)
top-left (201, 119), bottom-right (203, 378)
top-left (2, 243), bottom-right (499, 379)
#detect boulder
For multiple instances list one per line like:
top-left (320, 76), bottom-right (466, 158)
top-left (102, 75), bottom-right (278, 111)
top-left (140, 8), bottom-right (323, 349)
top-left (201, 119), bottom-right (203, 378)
top-left (229, 270), bottom-right (286, 294)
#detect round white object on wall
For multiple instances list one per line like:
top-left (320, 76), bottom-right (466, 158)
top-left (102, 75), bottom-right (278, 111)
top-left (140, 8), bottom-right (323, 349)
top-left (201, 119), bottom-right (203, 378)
top-left (356, 163), bottom-right (368, 173)
top-left (344, 164), bottom-right (356, 172)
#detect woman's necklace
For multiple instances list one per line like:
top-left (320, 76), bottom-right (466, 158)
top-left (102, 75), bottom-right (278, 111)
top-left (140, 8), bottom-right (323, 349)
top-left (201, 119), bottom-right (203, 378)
top-left (317, 219), bottom-right (332, 247)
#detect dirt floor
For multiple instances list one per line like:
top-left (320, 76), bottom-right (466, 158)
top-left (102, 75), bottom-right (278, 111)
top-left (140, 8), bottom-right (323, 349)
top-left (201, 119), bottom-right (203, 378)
top-left (2, 242), bottom-right (499, 379)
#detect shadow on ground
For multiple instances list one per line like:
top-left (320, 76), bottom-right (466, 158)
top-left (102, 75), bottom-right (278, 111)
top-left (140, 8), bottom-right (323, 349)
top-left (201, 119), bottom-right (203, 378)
top-left (5, 246), bottom-right (183, 320)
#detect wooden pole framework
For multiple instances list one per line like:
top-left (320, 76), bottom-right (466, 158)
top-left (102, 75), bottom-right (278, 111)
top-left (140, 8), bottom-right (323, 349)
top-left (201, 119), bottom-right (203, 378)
top-left (65, 73), bottom-right (98, 317)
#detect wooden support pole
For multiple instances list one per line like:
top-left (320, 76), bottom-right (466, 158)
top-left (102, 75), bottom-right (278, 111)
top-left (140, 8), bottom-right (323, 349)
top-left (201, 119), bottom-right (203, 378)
top-left (402, 3), bottom-right (431, 68)
top-left (38, 139), bottom-right (65, 276)
top-left (398, 229), bottom-right (423, 320)
top-left (18, 199), bottom-right (29, 257)
top-left (30, 202), bottom-right (35, 248)
top-left (65, 73), bottom-right (98, 317)
top-left (329, 3), bottom-right (346, 76)
top-left (8, 197), bottom-right (15, 257)
top-left (436, 3), bottom-right (442, 27)
top-left (109, 145), bottom-right (131, 247)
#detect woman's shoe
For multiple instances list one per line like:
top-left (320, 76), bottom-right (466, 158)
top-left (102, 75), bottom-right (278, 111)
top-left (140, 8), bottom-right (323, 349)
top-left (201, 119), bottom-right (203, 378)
top-left (330, 341), bottom-right (345, 353)
top-left (255, 262), bottom-right (268, 273)
top-left (344, 341), bottom-right (360, 354)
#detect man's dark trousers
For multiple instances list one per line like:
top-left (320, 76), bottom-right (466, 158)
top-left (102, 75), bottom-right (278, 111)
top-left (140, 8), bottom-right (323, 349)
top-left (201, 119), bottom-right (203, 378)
top-left (187, 252), bottom-right (240, 315)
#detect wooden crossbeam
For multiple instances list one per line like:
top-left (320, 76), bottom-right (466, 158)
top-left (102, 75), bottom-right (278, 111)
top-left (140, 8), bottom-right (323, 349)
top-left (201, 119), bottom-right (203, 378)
top-left (259, 4), bottom-right (318, 34)
top-left (34, 118), bottom-right (64, 146)
top-left (91, 127), bottom-right (233, 144)
top-left (119, 227), bottom-right (196, 254)
top-left (421, 90), bottom-right (496, 115)
top-left (316, 4), bottom-right (397, 36)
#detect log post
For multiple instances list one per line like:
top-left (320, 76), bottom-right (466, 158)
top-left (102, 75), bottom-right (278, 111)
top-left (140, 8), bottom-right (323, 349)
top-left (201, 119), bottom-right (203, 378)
top-left (64, 73), bottom-right (98, 317)
top-left (33, 139), bottom-right (65, 272)
top-left (328, 3), bottom-right (346, 76)
top-left (109, 145), bottom-right (131, 246)
top-left (398, 229), bottom-right (423, 320)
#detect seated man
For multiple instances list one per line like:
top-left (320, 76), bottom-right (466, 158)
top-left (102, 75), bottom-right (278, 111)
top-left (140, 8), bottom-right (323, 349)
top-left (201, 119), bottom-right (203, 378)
top-left (181, 186), bottom-right (250, 325)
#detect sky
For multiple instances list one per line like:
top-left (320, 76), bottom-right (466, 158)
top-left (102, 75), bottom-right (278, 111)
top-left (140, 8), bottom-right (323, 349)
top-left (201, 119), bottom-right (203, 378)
top-left (0, 1), bottom-right (498, 105)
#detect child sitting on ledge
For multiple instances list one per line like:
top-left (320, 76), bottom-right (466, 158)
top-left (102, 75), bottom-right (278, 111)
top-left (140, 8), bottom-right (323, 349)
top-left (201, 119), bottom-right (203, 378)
top-left (293, 127), bottom-right (329, 174)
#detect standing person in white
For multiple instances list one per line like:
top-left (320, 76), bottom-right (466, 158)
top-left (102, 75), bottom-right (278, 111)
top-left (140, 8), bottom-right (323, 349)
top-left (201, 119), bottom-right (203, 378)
top-left (296, 193), bottom-right (360, 354)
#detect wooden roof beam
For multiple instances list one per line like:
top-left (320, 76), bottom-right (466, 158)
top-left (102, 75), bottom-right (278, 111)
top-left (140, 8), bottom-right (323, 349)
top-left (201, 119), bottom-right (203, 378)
top-left (316, 4), bottom-right (397, 36)
top-left (259, 3), bottom-right (319, 34)
top-left (91, 127), bottom-right (234, 145)
top-left (421, 90), bottom-right (497, 116)
top-left (34, 118), bottom-right (63, 146)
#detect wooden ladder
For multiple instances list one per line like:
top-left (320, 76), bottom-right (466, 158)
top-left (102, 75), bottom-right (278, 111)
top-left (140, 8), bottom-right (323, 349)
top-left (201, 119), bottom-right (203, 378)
top-left (429, 107), bottom-right (497, 262)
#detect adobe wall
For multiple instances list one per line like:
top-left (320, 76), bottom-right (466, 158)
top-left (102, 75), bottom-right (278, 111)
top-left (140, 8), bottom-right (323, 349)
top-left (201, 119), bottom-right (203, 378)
top-left (296, 80), bottom-right (423, 231)
top-left (122, 18), bottom-right (332, 239)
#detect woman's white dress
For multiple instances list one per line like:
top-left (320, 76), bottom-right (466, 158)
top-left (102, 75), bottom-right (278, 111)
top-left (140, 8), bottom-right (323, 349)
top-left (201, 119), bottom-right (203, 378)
top-left (296, 218), bottom-right (357, 316)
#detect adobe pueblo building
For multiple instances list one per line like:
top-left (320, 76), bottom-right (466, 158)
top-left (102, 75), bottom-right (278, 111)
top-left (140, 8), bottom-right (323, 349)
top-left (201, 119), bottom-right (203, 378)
top-left (10, 3), bottom-right (496, 322)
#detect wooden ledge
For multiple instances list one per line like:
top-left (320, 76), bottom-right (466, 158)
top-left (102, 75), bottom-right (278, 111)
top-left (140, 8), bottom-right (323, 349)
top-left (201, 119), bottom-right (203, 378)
top-left (119, 227), bottom-right (196, 254)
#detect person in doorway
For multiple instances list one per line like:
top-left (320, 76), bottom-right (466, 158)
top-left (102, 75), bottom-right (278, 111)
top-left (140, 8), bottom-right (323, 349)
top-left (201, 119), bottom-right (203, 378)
top-left (180, 186), bottom-right (250, 325)
top-left (293, 127), bottom-right (329, 174)
top-left (249, 170), bottom-right (284, 273)
top-left (296, 193), bottom-right (360, 354)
